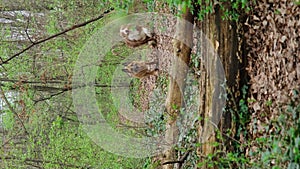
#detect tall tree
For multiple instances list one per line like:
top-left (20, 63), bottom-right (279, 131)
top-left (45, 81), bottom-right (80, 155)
top-left (163, 2), bottom-right (194, 169)
top-left (195, 1), bottom-right (246, 168)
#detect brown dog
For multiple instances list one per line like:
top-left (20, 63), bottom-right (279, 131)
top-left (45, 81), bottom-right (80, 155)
top-left (122, 61), bottom-right (159, 79)
top-left (120, 24), bottom-right (156, 47)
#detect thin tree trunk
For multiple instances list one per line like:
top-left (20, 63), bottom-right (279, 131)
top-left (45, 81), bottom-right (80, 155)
top-left (163, 3), bottom-right (194, 169)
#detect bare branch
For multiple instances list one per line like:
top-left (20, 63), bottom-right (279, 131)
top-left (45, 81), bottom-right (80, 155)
top-left (25, 13), bottom-right (35, 44)
top-left (162, 149), bottom-right (191, 165)
top-left (0, 7), bottom-right (114, 65)
top-left (1, 128), bottom-right (23, 147)
top-left (1, 156), bottom-right (89, 169)
top-left (0, 85), bottom-right (28, 134)
top-left (0, 78), bottom-right (66, 84)
top-left (33, 90), bottom-right (65, 104)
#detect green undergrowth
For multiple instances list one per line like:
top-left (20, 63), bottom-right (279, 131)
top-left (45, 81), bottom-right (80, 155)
top-left (196, 87), bottom-right (300, 168)
top-left (144, 0), bottom-right (251, 21)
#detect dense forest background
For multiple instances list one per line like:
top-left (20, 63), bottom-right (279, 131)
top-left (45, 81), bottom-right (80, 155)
top-left (0, 0), bottom-right (299, 169)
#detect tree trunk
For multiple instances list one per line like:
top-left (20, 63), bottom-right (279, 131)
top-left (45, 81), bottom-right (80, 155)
top-left (196, 2), bottom-right (246, 169)
top-left (163, 4), bottom-right (194, 169)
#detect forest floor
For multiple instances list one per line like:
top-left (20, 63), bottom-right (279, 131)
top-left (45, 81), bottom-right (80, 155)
top-left (125, 1), bottom-right (299, 167)
top-left (245, 0), bottom-right (300, 143)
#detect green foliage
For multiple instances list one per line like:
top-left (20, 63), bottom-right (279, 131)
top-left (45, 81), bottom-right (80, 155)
top-left (143, 0), bottom-right (156, 11)
top-left (108, 0), bottom-right (134, 11)
top-left (0, 1), bottom-right (146, 168)
top-left (1, 110), bottom-right (14, 130)
top-left (191, 53), bottom-right (200, 68)
top-left (294, 0), bottom-right (300, 5)
top-left (221, 0), bottom-right (250, 21)
top-left (143, 157), bottom-right (161, 169)
top-left (196, 0), bottom-right (214, 20)
top-left (248, 97), bottom-right (300, 168)
top-left (196, 87), bottom-right (300, 168)
top-left (144, 74), bottom-right (169, 138)
top-left (155, 0), bottom-right (250, 21)
top-left (238, 85), bottom-right (250, 129)
top-left (128, 79), bottom-right (143, 111)
top-left (95, 51), bottom-right (121, 126)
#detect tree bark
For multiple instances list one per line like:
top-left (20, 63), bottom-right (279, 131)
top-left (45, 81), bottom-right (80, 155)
top-left (196, 2), bottom-right (246, 169)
